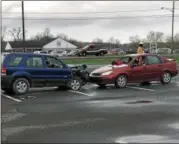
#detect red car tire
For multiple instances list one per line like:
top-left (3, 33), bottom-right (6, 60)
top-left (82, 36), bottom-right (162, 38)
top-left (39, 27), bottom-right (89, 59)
top-left (160, 71), bottom-right (172, 84)
top-left (115, 75), bottom-right (128, 88)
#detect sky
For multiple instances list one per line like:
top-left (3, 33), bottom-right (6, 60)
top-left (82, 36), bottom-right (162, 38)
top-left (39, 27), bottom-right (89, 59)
top-left (2, 1), bottom-right (179, 43)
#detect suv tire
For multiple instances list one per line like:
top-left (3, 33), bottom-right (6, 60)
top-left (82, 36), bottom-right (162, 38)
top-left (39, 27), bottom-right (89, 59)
top-left (12, 78), bottom-right (30, 95)
top-left (68, 76), bottom-right (82, 91)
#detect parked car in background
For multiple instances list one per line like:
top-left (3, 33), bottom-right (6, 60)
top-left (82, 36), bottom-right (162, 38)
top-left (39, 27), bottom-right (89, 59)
top-left (108, 49), bottom-right (118, 55)
top-left (1, 53), bottom-right (89, 95)
top-left (68, 50), bottom-right (76, 56)
top-left (76, 44), bottom-right (108, 56)
top-left (89, 53), bottom-right (178, 88)
top-left (174, 49), bottom-right (179, 54)
top-left (49, 50), bottom-right (63, 57)
top-left (156, 48), bottom-right (171, 54)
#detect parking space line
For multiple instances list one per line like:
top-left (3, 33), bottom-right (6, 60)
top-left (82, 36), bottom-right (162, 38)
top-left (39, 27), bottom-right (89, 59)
top-left (68, 90), bottom-right (94, 97)
top-left (126, 86), bottom-right (155, 92)
top-left (2, 93), bottom-right (22, 102)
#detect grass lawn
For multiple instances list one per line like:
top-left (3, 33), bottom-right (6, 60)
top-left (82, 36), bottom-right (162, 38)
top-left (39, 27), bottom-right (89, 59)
top-left (63, 55), bottom-right (179, 65)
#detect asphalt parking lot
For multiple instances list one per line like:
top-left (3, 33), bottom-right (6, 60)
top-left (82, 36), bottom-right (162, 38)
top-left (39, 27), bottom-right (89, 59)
top-left (1, 67), bottom-right (179, 143)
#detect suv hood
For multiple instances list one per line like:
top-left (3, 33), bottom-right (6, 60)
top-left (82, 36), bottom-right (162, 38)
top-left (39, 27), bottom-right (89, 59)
top-left (92, 64), bottom-right (128, 74)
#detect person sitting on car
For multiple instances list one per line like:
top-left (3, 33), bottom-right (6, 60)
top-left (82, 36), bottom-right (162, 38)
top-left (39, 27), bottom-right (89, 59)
top-left (137, 42), bottom-right (145, 54)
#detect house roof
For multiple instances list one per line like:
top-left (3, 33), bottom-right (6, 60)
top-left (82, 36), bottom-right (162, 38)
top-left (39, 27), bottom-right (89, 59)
top-left (2, 37), bottom-right (57, 49)
top-left (43, 37), bottom-right (77, 49)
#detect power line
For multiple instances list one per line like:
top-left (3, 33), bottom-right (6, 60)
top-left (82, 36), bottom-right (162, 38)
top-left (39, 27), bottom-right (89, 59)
top-left (2, 15), bottom-right (179, 20)
top-left (2, 8), bottom-right (179, 15)
top-left (1, 8), bottom-right (165, 15)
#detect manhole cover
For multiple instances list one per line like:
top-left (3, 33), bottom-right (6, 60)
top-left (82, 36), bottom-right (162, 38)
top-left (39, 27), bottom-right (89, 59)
top-left (126, 100), bottom-right (153, 104)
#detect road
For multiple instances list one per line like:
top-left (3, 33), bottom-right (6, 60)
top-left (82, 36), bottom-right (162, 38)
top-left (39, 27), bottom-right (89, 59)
top-left (1, 67), bottom-right (179, 143)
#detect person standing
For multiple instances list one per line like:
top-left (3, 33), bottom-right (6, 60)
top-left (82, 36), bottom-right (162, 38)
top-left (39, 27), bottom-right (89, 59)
top-left (137, 42), bottom-right (145, 54)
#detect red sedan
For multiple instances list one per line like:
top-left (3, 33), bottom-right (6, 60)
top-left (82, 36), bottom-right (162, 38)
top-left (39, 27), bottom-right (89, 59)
top-left (89, 54), bottom-right (178, 88)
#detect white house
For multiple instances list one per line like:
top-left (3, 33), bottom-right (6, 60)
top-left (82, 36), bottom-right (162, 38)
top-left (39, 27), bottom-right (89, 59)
top-left (5, 42), bottom-right (12, 51)
top-left (43, 37), bottom-right (77, 52)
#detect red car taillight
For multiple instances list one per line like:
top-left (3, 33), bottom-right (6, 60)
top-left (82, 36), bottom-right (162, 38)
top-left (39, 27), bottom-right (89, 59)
top-left (1, 67), bottom-right (6, 75)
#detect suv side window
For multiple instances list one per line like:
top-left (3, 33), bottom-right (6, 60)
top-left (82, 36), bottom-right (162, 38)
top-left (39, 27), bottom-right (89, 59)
top-left (146, 55), bottom-right (162, 65)
top-left (46, 56), bottom-right (64, 68)
top-left (25, 56), bottom-right (43, 68)
top-left (7, 55), bottom-right (23, 67)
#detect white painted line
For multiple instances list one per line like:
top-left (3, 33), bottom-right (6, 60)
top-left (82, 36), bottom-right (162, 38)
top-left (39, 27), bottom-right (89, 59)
top-left (126, 86), bottom-right (155, 92)
top-left (68, 90), bottom-right (94, 97)
top-left (2, 93), bottom-right (22, 102)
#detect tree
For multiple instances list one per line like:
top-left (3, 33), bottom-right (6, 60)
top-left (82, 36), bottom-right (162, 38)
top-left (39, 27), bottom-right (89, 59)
top-left (93, 37), bottom-right (103, 43)
top-left (146, 31), bottom-right (164, 42)
top-left (56, 33), bottom-right (68, 40)
top-left (8, 27), bottom-right (22, 41)
top-left (8, 27), bottom-right (27, 41)
top-left (115, 39), bottom-right (120, 46)
top-left (155, 32), bottom-right (164, 42)
top-left (129, 35), bottom-right (140, 43)
top-left (43, 28), bottom-right (53, 37)
top-left (108, 36), bottom-right (115, 49)
top-left (174, 33), bottom-right (179, 42)
top-left (166, 33), bottom-right (179, 42)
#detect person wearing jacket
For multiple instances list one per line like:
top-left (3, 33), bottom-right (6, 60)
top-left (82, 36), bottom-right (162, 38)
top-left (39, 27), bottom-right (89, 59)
top-left (137, 42), bottom-right (145, 54)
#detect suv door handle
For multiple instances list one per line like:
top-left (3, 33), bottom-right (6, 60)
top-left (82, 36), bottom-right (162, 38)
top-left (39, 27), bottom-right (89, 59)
top-left (143, 67), bottom-right (147, 69)
top-left (158, 65), bottom-right (162, 67)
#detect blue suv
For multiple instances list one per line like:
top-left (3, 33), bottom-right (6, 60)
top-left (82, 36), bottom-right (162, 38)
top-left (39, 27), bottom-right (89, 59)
top-left (1, 53), bottom-right (89, 95)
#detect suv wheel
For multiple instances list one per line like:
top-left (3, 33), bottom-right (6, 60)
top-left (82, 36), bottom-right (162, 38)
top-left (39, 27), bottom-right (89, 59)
top-left (115, 75), bottom-right (127, 88)
top-left (12, 78), bottom-right (30, 95)
top-left (68, 76), bottom-right (82, 91)
top-left (161, 71), bottom-right (171, 84)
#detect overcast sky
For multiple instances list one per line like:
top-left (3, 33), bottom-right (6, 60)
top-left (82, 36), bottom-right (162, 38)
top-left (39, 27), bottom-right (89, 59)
top-left (2, 1), bottom-right (179, 43)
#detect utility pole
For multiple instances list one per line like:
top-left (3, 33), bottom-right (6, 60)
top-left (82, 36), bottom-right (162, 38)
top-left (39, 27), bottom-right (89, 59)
top-left (171, 0), bottom-right (175, 54)
top-left (22, 1), bottom-right (25, 52)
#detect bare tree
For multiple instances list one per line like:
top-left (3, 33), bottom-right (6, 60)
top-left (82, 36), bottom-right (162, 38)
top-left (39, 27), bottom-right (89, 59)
top-left (8, 27), bottom-right (27, 41)
top-left (93, 37), bottom-right (103, 43)
top-left (146, 31), bottom-right (164, 42)
top-left (108, 36), bottom-right (115, 49)
top-left (174, 33), bottom-right (179, 42)
top-left (57, 33), bottom-right (68, 40)
top-left (43, 28), bottom-right (52, 37)
top-left (129, 35), bottom-right (140, 43)
top-left (34, 32), bottom-right (43, 40)
top-left (166, 33), bottom-right (179, 42)
top-left (115, 39), bottom-right (120, 46)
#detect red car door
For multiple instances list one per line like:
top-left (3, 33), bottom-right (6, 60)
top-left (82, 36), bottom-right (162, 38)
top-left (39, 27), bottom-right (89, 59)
top-left (128, 56), bottom-right (149, 82)
top-left (144, 55), bottom-right (164, 80)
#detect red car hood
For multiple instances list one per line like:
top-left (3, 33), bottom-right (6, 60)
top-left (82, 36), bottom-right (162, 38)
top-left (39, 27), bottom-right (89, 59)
top-left (92, 64), bottom-right (128, 74)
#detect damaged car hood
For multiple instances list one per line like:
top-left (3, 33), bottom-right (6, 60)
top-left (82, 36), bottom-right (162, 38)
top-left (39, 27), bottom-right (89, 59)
top-left (92, 64), bottom-right (128, 73)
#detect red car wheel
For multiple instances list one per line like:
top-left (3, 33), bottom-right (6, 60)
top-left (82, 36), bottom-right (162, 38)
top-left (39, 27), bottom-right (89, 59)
top-left (115, 75), bottom-right (127, 88)
top-left (161, 71), bottom-right (171, 84)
